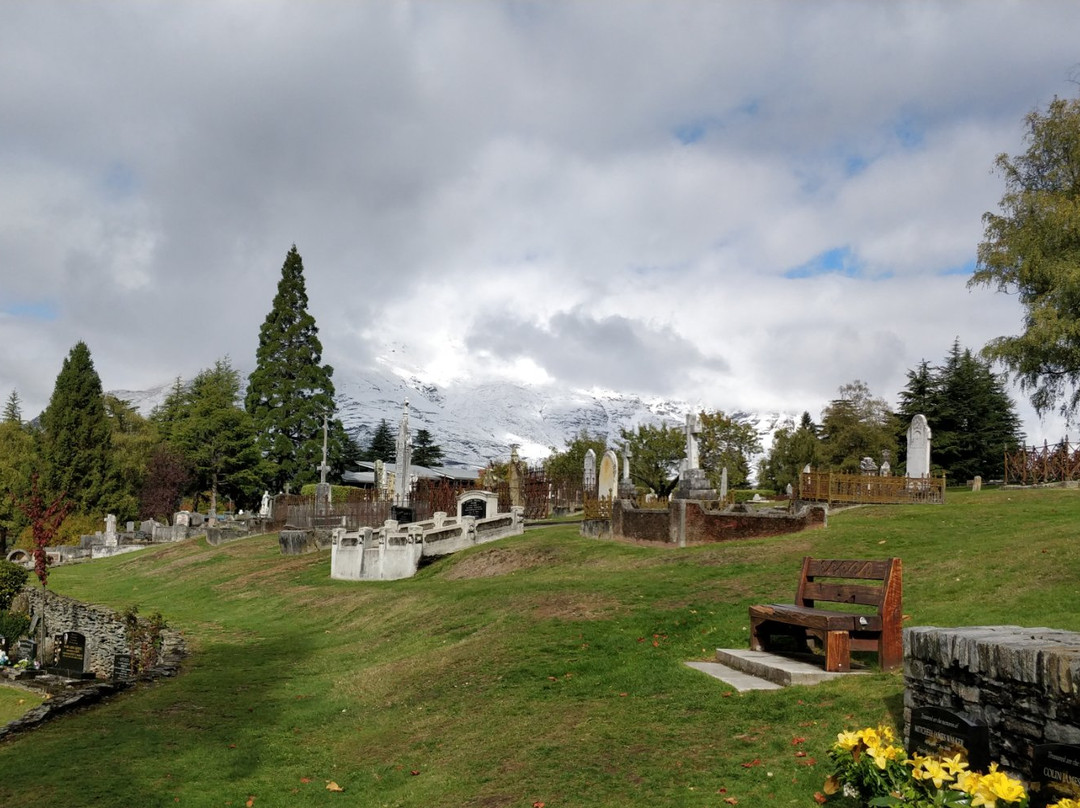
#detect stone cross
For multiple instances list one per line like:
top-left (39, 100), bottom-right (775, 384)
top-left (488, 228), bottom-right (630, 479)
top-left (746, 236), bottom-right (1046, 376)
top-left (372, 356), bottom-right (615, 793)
top-left (622, 449), bottom-right (632, 482)
top-left (684, 413), bottom-right (702, 470)
top-left (318, 413), bottom-right (330, 485)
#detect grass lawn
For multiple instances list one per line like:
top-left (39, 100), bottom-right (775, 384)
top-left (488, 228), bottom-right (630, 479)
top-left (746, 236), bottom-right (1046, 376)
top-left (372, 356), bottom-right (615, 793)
top-left (0, 487), bottom-right (1076, 807)
top-left (0, 687), bottom-right (43, 725)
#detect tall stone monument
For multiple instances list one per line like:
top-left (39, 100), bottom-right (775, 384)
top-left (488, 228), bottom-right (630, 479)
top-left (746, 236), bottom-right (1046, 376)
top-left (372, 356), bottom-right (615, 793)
top-left (674, 412), bottom-right (717, 500)
top-left (906, 414), bottom-right (932, 479)
top-left (618, 448), bottom-right (636, 499)
top-left (508, 444), bottom-right (524, 507)
top-left (394, 400), bottom-right (412, 504)
top-left (315, 413), bottom-right (332, 515)
top-left (104, 514), bottom-right (118, 548)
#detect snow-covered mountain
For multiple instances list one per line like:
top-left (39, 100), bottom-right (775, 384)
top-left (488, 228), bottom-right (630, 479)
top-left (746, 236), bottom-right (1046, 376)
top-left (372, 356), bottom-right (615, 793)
top-left (112, 362), bottom-right (796, 472)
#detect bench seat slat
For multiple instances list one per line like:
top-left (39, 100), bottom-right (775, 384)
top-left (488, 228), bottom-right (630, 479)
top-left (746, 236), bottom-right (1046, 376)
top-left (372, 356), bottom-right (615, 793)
top-left (749, 604), bottom-right (857, 631)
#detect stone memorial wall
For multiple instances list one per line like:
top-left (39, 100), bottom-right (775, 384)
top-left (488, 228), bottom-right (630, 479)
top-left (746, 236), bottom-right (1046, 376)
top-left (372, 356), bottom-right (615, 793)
top-left (905, 625), bottom-right (1080, 785)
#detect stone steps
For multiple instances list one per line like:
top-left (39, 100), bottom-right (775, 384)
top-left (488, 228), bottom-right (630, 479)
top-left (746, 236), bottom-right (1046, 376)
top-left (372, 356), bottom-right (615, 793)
top-left (686, 648), bottom-right (868, 691)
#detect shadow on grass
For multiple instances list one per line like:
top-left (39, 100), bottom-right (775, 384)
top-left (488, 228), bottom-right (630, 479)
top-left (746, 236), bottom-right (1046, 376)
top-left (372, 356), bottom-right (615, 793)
top-left (0, 630), bottom-right (321, 808)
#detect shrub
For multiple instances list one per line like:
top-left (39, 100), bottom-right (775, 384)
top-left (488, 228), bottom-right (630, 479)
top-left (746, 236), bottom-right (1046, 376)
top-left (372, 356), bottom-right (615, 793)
top-left (0, 560), bottom-right (28, 611)
top-left (0, 611), bottom-right (31, 645)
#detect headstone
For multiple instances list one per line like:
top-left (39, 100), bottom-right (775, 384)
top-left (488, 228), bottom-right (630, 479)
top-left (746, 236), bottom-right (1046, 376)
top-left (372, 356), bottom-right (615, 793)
top-left (597, 450), bottom-right (619, 501)
top-left (508, 445), bottom-right (523, 507)
top-left (174, 511), bottom-right (191, 528)
top-left (719, 467), bottom-right (729, 500)
top-left (860, 456), bottom-right (878, 476)
top-left (394, 400), bottom-right (412, 504)
top-left (803, 464), bottom-right (812, 474)
top-left (113, 653), bottom-right (133, 681)
top-left (1032, 743), bottom-right (1080, 807)
top-left (316, 414), bottom-right (332, 515)
top-left (683, 413), bottom-right (702, 471)
top-left (786, 483), bottom-right (794, 496)
top-left (906, 414), bottom-right (932, 478)
top-left (879, 461), bottom-right (891, 477)
top-left (126, 521), bottom-right (134, 533)
top-left (104, 513), bottom-right (118, 548)
top-left (55, 630), bottom-right (87, 676)
top-left (259, 490), bottom-right (271, 518)
top-left (460, 496), bottom-right (487, 520)
top-left (18, 638), bottom-right (36, 661)
top-left (972, 475), bottom-right (982, 492)
top-left (583, 449), bottom-right (597, 496)
top-left (908, 706), bottom-right (989, 771)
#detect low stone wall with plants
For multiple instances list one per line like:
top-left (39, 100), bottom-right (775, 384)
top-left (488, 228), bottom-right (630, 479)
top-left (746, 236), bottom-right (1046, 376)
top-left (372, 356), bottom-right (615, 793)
top-left (904, 625), bottom-right (1080, 784)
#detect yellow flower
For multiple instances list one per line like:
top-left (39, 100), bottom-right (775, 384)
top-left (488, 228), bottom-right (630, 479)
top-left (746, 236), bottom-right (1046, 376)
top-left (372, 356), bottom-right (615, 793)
top-left (860, 727), bottom-right (882, 749)
top-left (867, 743), bottom-right (905, 770)
top-left (974, 769), bottom-right (1026, 805)
top-left (911, 757), bottom-right (954, 789)
top-left (954, 769), bottom-right (981, 795)
top-left (835, 730), bottom-right (862, 752)
top-left (940, 753), bottom-right (969, 777)
top-left (1049, 800), bottom-right (1080, 808)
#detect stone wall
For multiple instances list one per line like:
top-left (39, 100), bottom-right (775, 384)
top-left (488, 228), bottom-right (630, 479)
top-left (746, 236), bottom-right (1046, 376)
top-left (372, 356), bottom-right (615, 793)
top-left (610, 500), bottom-right (827, 546)
top-left (904, 625), bottom-right (1080, 783)
top-left (22, 588), bottom-right (181, 679)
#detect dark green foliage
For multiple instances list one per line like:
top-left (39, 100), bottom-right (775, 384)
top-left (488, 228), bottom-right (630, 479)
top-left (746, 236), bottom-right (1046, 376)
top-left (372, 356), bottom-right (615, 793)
top-left (330, 421), bottom-right (364, 475)
top-left (2, 390), bottom-right (21, 424)
top-left (411, 429), bottom-right (444, 467)
top-left (617, 423), bottom-right (683, 496)
top-left (121, 604), bottom-right (167, 673)
top-left (759, 412), bottom-right (820, 492)
top-left (896, 341), bottom-right (1024, 480)
top-left (971, 95), bottom-right (1080, 417)
top-left (41, 342), bottom-right (118, 515)
top-left (544, 429), bottom-right (606, 486)
top-left (698, 410), bottom-right (762, 489)
top-left (172, 359), bottom-right (263, 513)
top-left (245, 246), bottom-right (339, 491)
top-left (0, 421), bottom-right (35, 539)
top-left (0, 611), bottom-right (30, 645)
top-left (818, 380), bottom-right (898, 473)
top-left (0, 560), bottom-right (28, 611)
top-left (364, 419), bottom-right (396, 463)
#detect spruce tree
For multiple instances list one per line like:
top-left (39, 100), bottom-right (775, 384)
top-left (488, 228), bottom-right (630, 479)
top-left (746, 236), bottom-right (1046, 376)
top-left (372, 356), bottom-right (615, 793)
top-left (41, 341), bottom-right (115, 514)
top-left (365, 419), bottom-right (396, 462)
top-left (2, 390), bottom-right (22, 424)
top-left (246, 246), bottom-right (339, 491)
top-left (411, 429), bottom-right (444, 467)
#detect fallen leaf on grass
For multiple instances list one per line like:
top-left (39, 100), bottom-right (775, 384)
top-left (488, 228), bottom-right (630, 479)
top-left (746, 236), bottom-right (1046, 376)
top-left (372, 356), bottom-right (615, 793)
top-left (740, 759), bottom-right (762, 768)
top-left (326, 782), bottom-right (344, 792)
top-left (795, 751), bottom-right (807, 757)
top-left (245, 799), bottom-right (254, 807)
top-left (798, 758), bottom-right (817, 766)
top-left (724, 798), bottom-right (739, 805)
top-left (533, 802), bottom-right (545, 807)
top-left (791, 736), bottom-right (806, 745)
top-left (813, 792), bottom-right (827, 804)
top-left (411, 770), bottom-right (420, 776)
top-left (300, 777), bottom-right (311, 784)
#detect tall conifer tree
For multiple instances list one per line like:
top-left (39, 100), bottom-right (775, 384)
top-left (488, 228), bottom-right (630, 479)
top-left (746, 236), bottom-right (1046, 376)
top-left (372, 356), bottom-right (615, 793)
top-left (246, 246), bottom-right (339, 491)
top-left (41, 341), bottom-right (115, 513)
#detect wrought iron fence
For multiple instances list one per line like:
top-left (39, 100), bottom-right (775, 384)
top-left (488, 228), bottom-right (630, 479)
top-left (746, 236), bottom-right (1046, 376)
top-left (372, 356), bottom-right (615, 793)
top-left (1004, 440), bottom-right (1080, 485)
top-left (800, 472), bottom-right (944, 505)
top-left (582, 496), bottom-right (613, 520)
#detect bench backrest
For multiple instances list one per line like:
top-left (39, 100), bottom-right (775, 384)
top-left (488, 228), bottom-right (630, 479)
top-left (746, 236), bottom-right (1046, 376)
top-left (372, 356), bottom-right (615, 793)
top-left (794, 557), bottom-right (902, 617)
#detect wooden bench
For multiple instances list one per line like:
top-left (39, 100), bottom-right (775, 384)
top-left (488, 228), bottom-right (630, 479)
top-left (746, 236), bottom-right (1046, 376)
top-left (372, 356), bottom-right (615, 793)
top-left (749, 557), bottom-right (902, 672)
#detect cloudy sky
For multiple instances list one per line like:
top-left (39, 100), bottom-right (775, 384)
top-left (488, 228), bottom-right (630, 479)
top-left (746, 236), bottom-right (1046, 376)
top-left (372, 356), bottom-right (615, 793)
top-left (3, 2), bottom-right (1079, 442)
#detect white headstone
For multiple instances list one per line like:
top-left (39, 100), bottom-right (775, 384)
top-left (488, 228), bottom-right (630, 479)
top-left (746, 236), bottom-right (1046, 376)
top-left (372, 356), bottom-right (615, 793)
top-left (786, 483), bottom-right (794, 496)
top-left (719, 467), bottom-right (728, 499)
top-left (879, 461), bottom-right (891, 477)
top-left (622, 450), bottom-right (631, 482)
top-left (597, 450), bottom-right (619, 500)
top-left (860, 456), bottom-right (878, 475)
top-left (259, 490), bottom-right (271, 517)
top-left (583, 449), bottom-right (597, 494)
top-left (906, 414), bottom-right (932, 478)
top-left (104, 514), bottom-right (118, 548)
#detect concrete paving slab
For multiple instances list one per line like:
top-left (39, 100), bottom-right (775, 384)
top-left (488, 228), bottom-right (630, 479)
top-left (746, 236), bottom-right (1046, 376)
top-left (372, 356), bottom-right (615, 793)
top-left (714, 648), bottom-right (868, 686)
top-left (684, 661), bottom-right (783, 691)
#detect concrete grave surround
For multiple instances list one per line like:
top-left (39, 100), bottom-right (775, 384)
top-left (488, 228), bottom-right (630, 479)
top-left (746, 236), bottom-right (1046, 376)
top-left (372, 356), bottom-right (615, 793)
top-left (597, 450), bottom-right (619, 501)
top-left (906, 414), bottom-right (932, 478)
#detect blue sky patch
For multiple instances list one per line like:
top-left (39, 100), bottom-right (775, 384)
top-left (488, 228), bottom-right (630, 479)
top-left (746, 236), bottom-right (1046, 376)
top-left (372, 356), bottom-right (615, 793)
top-left (785, 246), bottom-right (861, 279)
top-left (104, 162), bottom-right (138, 198)
top-left (4, 301), bottom-right (58, 321)
top-left (940, 258), bottom-right (977, 276)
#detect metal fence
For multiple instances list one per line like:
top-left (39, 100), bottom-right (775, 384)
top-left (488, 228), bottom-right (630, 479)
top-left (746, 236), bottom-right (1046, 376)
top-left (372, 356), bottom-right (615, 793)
top-left (1004, 440), bottom-right (1080, 486)
top-left (800, 471), bottom-right (945, 505)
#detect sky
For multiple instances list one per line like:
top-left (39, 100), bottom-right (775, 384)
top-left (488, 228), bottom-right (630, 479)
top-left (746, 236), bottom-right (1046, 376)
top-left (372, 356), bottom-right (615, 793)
top-left (3, 1), bottom-right (1080, 444)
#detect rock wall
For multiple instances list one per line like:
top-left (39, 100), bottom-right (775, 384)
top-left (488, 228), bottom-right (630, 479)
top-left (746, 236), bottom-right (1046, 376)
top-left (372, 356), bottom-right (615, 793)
top-left (904, 625), bottom-right (1080, 782)
top-left (610, 500), bottom-right (827, 546)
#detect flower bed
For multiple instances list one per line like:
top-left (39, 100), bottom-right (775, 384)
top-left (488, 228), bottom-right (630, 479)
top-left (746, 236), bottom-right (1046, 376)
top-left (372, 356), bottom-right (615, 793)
top-left (818, 725), bottom-right (1076, 808)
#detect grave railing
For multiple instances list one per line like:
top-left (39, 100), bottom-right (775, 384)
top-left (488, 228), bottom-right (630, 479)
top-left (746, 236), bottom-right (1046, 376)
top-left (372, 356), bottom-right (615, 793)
top-left (800, 471), bottom-right (945, 505)
top-left (1003, 439), bottom-right (1080, 485)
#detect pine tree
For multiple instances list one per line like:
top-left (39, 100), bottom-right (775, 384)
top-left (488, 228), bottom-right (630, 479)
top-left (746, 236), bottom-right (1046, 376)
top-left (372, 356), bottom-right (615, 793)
top-left (177, 358), bottom-right (262, 513)
top-left (2, 390), bottom-right (22, 424)
top-left (411, 429), bottom-right (445, 467)
top-left (41, 342), bottom-right (116, 514)
top-left (365, 419), bottom-right (396, 462)
top-left (246, 246), bottom-right (339, 491)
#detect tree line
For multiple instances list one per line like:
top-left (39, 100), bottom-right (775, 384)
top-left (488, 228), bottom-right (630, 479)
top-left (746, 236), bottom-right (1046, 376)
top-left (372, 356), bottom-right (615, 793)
top-left (0, 245), bottom-right (442, 547)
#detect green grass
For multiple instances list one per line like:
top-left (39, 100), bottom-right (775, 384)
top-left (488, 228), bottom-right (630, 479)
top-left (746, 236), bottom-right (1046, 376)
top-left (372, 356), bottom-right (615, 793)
top-left (0, 488), bottom-right (1077, 807)
top-left (0, 686), bottom-right (43, 724)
